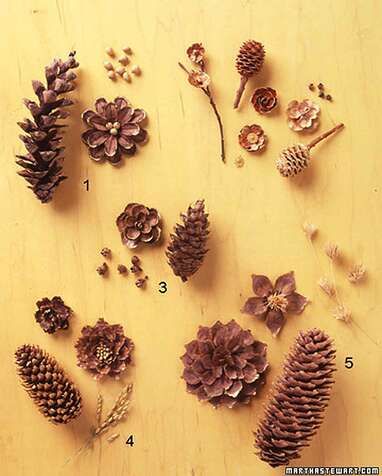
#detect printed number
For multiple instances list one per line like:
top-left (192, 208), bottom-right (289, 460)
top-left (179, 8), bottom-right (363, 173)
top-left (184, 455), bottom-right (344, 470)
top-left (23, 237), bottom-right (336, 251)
top-left (345, 357), bottom-right (354, 369)
top-left (159, 281), bottom-right (168, 294)
top-left (126, 434), bottom-right (135, 447)
top-left (83, 179), bottom-right (89, 191)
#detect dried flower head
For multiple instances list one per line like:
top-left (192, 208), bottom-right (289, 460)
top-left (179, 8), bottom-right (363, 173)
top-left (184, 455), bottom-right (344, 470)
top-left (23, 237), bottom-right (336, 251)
top-left (187, 43), bottom-right (205, 65)
top-left (302, 222), bottom-right (318, 240)
top-left (318, 277), bottom-right (336, 298)
top-left (251, 87), bottom-right (278, 114)
top-left (188, 70), bottom-right (210, 89)
top-left (333, 304), bottom-right (351, 323)
top-left (286, 99), bottom-right (320, 132)
top-left (75, 318), bottom-right (134, 380)
top-left (348, 264), bottom-right (366, 283)
top-left (117, 264), bottom-right (128, 274)
top-left (325, 242), bottom-right (340, 261)
top-left (238, 124), bottom-right (267, 152)
top-left (242, 272), bottom-right (308, 337)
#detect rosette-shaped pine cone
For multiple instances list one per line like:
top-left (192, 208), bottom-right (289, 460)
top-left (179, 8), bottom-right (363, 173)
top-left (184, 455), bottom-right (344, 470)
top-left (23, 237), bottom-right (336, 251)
top-left (181, 320), bottom-right (268, 408)
top-left (251, 87), bottom-right (278, 114)
top-left (15, 344), bottom-right (82, 424)
top-left (81, 97), bottom-right (147, 165)
top-left (116, 203), bottom-right (161, 248)
top-left (234, 40), bottom-right (265, 109)
top-left (276, 124), bottom-right (344, 177)
top-left (166, 200), bottom-right (209, 282)
top-left (35, 296), bottom-right (73, 334)
top-left (254, 328), bottom-right (336, 467)
top-left (238, 124), bottom-right (267, 152)
top-left (75, 318), bottom-right (134, 380)
top-left (16, 52), bottom-right (79, 203)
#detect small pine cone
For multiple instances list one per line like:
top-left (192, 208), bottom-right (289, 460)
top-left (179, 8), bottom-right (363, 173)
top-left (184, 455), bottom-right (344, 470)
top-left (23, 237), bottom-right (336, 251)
top-left (254, 328), bottom-right (336, 467)
top-left (35, 296), bottom-right (72, 334)
top-left (15, 344), bottom-right (82, 424)
top-left (236, 40), bottom-right (265, 77)
top-left (16, 52), bottom-right (79, 203)
top-left (166, 200), bottom-right (209, 282)
top-left (276, 144), bottom-right (310, 177)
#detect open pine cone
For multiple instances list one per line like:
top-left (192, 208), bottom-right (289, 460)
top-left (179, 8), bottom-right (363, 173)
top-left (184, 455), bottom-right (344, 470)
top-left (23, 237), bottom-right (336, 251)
top-left (35, 296), bottom-right (72, 334)
top-left (16, 52), bottom-right (79, 203)
top-left (166, 200), bottom-right (209, 282)
top-left (15, 344), bottom-right (82, 424)
top-left (181, 320), bottom-right (268, 408)
top-left (254, 328), bottom-right (336, 467)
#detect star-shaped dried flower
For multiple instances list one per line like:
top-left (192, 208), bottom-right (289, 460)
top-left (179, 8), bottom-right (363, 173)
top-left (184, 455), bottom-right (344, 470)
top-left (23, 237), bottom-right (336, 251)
top-left (187, 43), bottom-right (205, 65)
top-left (333, 304), bottom-right (351, 323)
top-left (188, 70), bottom-right (210, 89)
top-left (348, 264), bottom-right (366, 283)
top-left (325, 242), bottom-right (340, 260)
top-left (241, 272), bottom-right (308, 337)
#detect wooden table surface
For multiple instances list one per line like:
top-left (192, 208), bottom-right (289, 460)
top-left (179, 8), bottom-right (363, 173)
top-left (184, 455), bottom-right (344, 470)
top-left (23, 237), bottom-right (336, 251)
top-left (1, 0), bottom-right (381, 475)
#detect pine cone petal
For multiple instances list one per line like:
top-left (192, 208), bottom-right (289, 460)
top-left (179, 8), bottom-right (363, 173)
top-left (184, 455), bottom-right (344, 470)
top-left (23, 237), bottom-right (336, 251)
top-left (166, 200), bottom-right (209, 282)
top-left (254, 328), bottom-right (336, 467)
top-left (15, 344), bottom-right (82, 424)
top-left (16, 53), bottom-right (79, 203)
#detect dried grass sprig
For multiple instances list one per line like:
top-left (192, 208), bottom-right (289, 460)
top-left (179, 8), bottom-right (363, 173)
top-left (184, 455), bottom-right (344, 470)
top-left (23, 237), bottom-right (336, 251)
top-left (348, 264), bottom-right (366, 283)
top-left (96, 393), bottom-right (103, 426)
top-left (325, 242), bottom-right (340, 261)
top-left (318, 277), bottom-right (336, 298)
top-left (333, 304), bottom-right (352, 323)
top-left (302, 222), bottom-right (318, 241)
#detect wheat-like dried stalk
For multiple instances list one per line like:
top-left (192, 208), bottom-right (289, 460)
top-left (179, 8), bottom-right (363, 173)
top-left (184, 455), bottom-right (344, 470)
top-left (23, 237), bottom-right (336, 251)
top-left (96, 394), bottom-right (103, 426)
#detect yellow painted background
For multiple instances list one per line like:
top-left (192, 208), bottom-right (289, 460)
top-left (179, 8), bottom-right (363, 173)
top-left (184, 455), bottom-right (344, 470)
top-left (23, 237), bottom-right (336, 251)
top-left (1, 0), bottom-right (381, 475)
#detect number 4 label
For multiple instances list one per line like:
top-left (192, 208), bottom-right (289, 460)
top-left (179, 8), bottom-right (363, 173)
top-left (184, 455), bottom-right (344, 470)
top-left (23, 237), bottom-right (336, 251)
top-left (126, 434), bottom-right (134, 447)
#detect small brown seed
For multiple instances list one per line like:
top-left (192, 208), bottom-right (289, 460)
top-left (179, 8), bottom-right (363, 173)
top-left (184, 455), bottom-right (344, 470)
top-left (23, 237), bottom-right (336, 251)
top-left (116, 67), bottom-right (125, 76)
top-left (117, 264), bottom-right (128, 274)
top-left (122, 46), bottom-right (132, 54)
top-left (118, 55), bottom-right (129, 65)
top-left (308, 83), bottom-right (315, 91)
top-left (131, 256), bottom-right (140, 265)
top-left (106, 47), bottom-right (115, 57)
top-left (131, 65), bottom-right (141, 75)
top-left (107, 71), bottom-right (117, 80)
top-left (135, 276), bottom-right (148, 288)
top-left (326, 94), bottom-right (332, 101)
top-left (318, 91), bottom-right (325, 98)
top-left (318, 82), bottom-right (324, 90)
top-left (103, 61), bottom-right (114, 71)
top-left (101, 247), bottom-right (112, 259)
top-left (96, 262), bottom-right (108, 276)
top-left (122, 72), bottom-right (131, 82)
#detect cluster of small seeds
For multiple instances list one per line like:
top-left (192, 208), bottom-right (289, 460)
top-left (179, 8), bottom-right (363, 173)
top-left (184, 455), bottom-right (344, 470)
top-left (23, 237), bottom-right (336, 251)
top-left (96, 248), bottom-right (148, 289)
top-left (308, 82), bottom-right (332, 101)
top-left (104, 46), bottom-right (141, 83)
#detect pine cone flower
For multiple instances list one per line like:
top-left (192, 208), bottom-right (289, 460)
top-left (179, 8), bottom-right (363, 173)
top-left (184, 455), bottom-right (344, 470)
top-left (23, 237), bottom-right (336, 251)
top-left (254, 329), bottom-right (336, 467)
top-left (238, 124), bottom-right (267, 152)
top-left (287, 99), bottom-right (320, 132)
top-left (251, 87), bottom-right (278, 114)
top-left (75, 318), bottom-right (134, 380)
top-left (241, 272), bottom-right (308, 337)
top-left (276, 123), bottom-right (345, 177)
top-left (181, 320), bottom-right (268, 408)
top-left (234, 40), bottom-right (265, 109)
top-left (116, 203), bottom-right (161, 249)
top-left (35, 296), bottom-right (72, 334)
top-left (81, 97), bottom-right (147, 165)
top-left (188, 70), bottom-right (211, 89)
top-left (187, 43), bottom-right (205, 65)
top-left (16, 52), bottom-right (79, 203)
top-left (166, 200), bottom-right (209, 282)
top-left (15, 344), bottom-right (82, 424)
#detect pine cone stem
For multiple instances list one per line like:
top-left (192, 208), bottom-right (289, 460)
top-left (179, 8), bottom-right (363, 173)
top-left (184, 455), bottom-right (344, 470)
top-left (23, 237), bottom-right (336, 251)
top-left (308, 123), bottom-right (344, 150)
top-left (233, 76), bottom-right (248, 109)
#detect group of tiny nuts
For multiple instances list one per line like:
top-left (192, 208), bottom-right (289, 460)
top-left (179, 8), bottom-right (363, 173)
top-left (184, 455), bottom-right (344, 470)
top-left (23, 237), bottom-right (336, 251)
top-left (104, 46), bottom-right (141, 82)
top-left (97, 248), bottom-right (148, 288)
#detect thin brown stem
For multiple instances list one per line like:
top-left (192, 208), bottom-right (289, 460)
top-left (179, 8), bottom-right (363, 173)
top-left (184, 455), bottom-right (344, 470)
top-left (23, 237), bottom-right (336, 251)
top-left (308, 123), bottom-right (344, 150)
top-left (233, 76), bottom-right (248, 109)
top-left (178, 62), bottom-right (226, 163)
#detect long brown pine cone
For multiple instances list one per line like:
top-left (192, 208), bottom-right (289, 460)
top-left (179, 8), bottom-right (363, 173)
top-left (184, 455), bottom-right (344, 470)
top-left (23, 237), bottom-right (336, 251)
top-left (16, 52), bottom-right (79, 203)
top-left (166, 200), bottom-right (209, 282)
top-left (254, 328), bottom-right (336, 467)
top-left (15, 344), bottom-right (82, 424)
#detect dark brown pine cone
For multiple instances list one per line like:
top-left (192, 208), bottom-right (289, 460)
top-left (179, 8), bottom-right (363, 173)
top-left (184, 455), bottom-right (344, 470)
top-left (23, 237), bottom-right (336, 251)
top-left (254, 328), bottom-right (336, 467)
top-left (75, 318), bottom-right (134, 380)
top-left (35, 296), bottom-right (73, 334)
top-left (15, 344), bottom-right (82, 424)
top-left (16, 52), bottom-right (79, 203)
top-left (166, 200), bottom-right (209, 282)
top-left (181, 320), bottom-right (268, 408)
top-left (116, 203), bottom-right (162, 249)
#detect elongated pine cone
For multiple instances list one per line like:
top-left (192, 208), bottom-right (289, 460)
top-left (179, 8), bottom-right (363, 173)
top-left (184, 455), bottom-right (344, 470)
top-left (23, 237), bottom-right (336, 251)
top-left (166, 200), bottom-right (209, 282)
top-left (236, 40), bottom-right (265, 77)
top-left (16, 52), bottom-right (79, 203)
top-left (276, 144), bottom-right (310, 177)
top-left (254, 328), bottom-right (336, 467)
top-left (181, 320), bottom-right (268, 408)
top-left (15, 344), bottom-right (82, 424)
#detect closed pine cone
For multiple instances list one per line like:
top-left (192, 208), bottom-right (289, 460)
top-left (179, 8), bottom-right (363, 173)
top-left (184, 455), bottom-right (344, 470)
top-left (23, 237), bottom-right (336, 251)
top-left (236, 40), bottom-right (265, 77)
top-left (16, 53), bottom-right (79, 203)
top-left (166, 200), bottom-right (209, 282)
top-left (276, 144), bottom-right (310, 177)
top-left (15, 344), bottom-right (82, 424)
top-left (254, 328), bottom-right (336, 467)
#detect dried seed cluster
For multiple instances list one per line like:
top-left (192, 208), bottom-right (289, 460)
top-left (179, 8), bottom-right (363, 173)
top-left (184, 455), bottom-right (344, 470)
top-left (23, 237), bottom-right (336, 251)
top-left (104, 45), bottom-right (141, 83)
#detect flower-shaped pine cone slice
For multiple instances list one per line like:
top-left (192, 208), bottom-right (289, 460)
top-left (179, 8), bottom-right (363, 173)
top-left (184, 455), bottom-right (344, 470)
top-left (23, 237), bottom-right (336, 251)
top-left (116, 203), bottom-right (161, 248)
